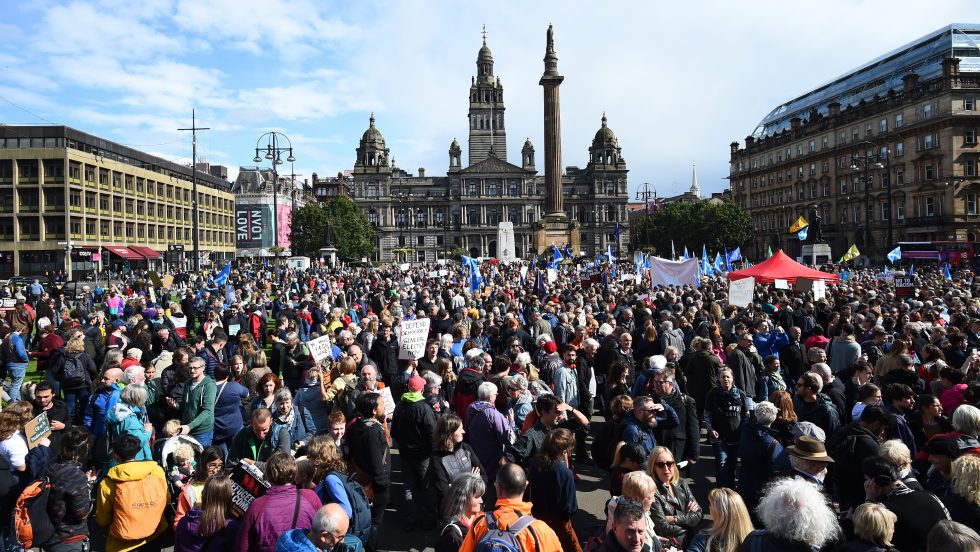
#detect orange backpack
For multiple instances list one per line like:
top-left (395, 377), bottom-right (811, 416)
top-left (13, 477), bottom-right (55, 549)
top-left (109, 472), bottom-right (167, 541)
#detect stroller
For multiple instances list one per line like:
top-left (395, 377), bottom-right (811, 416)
top-left (154, 434), bottom-right (204, 521)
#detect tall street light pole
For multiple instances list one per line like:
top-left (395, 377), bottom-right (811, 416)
top-left (253, 132), bottom-right (295, 258)
top-left (179, 109), bottom-right (209, 272)
top-left (851, 141), bottom-right (884, 258)
top-left (635, 182), bottom-right (656, 249)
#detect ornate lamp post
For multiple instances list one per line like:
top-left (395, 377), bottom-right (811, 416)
top-left (635, 182), bottom-right (656, 249)
top-left (850, 141), bottom-right (884, 257)
top-left (252, 132), bottom-right (296, 258)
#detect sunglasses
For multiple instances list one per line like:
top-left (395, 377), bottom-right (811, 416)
top-left (654, 461), bottom-right (675, 469)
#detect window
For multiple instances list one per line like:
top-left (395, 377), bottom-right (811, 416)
top-left (415, 210), bottom-right (425, 228)
top-left (797, 144), bottom-right (803, 156)
top-left (881, 202), bottom-right (890, 220)
top-left (467, 207), bottom-right (479, 225)
top-left (808, 140), bottom-right (815, 153)
top-left (923, 103), bottom-right (933, 118)
top-left (966, 96), bottom-right (976, 111)
top-left (823, 182), bottom-right (831, 197)
top-left (967, 129), bottom-right (977, 144)
top-left (810, 183), bottom-right (817, 198)
top-left (822, 160), bottom-right (829, 173)
top-left (508, 181), bottom-right (520, 196)
top-left (367, 210), bottom-right (378, 226)
top-left (865, 123), bottom-right (873, 137)
top-left (968, 194), bottom-right (978, 215)
top-left (839, 178), bottom-right (848, 194)
top-left (925, 163), bottom-right (935, 180)
top-left (852, 128), bottom-right (860, 142)
top-left (417, 236), bottom-right (425, 247)
top-left (896, 168), bottom-right (904, 185)
top-left (822, 136), bottom-right (828, 149)
top-left (488, 208), bottom-right (500, 225)
top-left (896, 113), bottom-right (904, 128)
top-left (880, 118), bottom-right (888, 133)
top-left (897, 200), bottom-right (905, 221)
top-left (839, 131), bottom-right (846, 145)
top-left (966, 159), bottom-right (977, 177)
top-left (924, 134), bottom-right (934, 149)
top-left (809, 163), bottom-right (816, 176)
top-left (797, 165), bottom-right (804, 178)
top-left (896, 142), bottom-right (904, 156)
top-left (840, 208), bottom-right (847, 224)
top-left (926, 197), bottom-right (935, 216)
top-left (366, 183), bottom-right (378, 197)
top-left (797, 184), bottom-right (804, 200)
top-left (467, 182), bottom-right (478, 195)
top-left (488, 181), bottom-right (500, 196)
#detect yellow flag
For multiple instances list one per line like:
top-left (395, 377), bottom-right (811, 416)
top-left (788, 216), bottom-right (809, 234)
top-left (841, 244), bottom-right (860, 262)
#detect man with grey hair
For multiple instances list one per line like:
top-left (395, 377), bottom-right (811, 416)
top-left (275, 502), bottom-right (350, 551)
top-left (737, 400), bottom-right (783, 512)
top-left (658, 320), bottom-right (685, 354)
top-left (809, 362), bottom-right (845, 419)
top-left (465, 381), bottom-right (510, 482)
top-left (742, 476), bottom-right (842, 550)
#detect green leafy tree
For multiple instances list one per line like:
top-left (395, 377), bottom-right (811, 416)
top-left (290, 197), bottom-right (375, 259)
top-left (635, 200), bottom-right (751, 256)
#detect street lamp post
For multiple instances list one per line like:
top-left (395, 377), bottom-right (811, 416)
top-left (634, 182), bottom-right (656, 249)
top-left (850, 141), bottom-right (884, 257)
top-left (253, 132), bottom-right (296, 259)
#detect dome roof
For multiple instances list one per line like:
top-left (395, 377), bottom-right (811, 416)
top-left (522, 138), bottom-right (534, 150)
top-left (592, 114), bottom-right (618, 147)
top-left (478, 39), bottom-right (493, 63)
top-left (360, 113), bottom-right (385, 145)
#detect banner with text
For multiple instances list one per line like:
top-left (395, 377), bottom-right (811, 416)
top-left (306, 335), bottom-right (334, 363)
top-left (729, 276), bottom-right (755, 308)
top-left (648, 257), bottom-right (699, 288)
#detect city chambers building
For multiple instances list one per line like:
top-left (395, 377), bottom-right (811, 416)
top-left (347, 37), bottom-right (630, 263)
top-left (0, 125), bottom-right (236, 279)
top-left (729, 24), bottom-right (980, 262)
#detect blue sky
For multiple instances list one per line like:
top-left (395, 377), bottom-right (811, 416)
top-left (0, 1), bottom-right (974, 199)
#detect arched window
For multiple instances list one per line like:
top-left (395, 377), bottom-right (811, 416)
top-left (468, 207), bottom-right (479, 225)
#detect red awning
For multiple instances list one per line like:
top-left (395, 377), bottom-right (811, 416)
top-left (728, 250), bottom-right (840, 284)
top-left (129, 246), bottom-right (162, 260)
top-left (104, 246), bottom-right (143, 261)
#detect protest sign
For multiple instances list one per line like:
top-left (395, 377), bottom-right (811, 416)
top-left (399, 263), bottom-right (410, 272)
top-left (380, 387), bottom-right (396, 417)
top-left (398, 318), bottom-right (430, 360)
top-left (148, 271), bottom-right (163, 288)
top-left (774, 279), bottom-right (789, 289)
top-left (230, 462), bottom-right (270, 518)
top-left (306, 335), bottom-right (334, 363)
top-left (729, 276), bottom-right (755, 308)
top-left (162, 275), bottom-right (174, 290)
top-left (547, 268), bottom-right (557, 284)
top-left (812, 279), bottom-right (827, 301)
top-left (894, 276), bottom-right (913, 297)
top-left (25, 412), bottom-right (51, 450)
top-left (795, 278), bottom-right (813, 293)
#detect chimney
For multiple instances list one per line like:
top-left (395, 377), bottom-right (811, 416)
top-left (730, 141), bottom-right (740, 155)
top-left (828, 102), bottom-right (841, 117)
top-left (902, 72), bottom-right (919, 93)
top-left (418, 167), bottom-right (425, 178)
top-left (745, 135), bottom-right (756, 148)
top-left (790, 116), bottom-right (802, 130)
top-left (943, 57), bottom-right (961, 76)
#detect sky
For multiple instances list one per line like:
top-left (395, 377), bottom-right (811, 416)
top-left (0, 1), bottom-right (975, 199)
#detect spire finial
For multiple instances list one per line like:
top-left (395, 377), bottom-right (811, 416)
top-left (369, 112), bottom-right (375, 127)
top-left (601, 112), bottom-right (607, 127)
top-left (482, 24), bottom-right (487, 45)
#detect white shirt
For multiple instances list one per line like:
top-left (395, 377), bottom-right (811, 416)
top-left (0, 432), bottom-right (29, 469)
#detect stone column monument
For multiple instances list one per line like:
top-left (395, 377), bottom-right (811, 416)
top-left (534, 24), bottom-right (580, 256)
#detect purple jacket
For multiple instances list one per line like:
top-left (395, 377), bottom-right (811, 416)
top-left (234, 485), bottom-right (322, 552)
top-left (464, 401), bottom-right (510, 480)
top-left (174, 508), bottom-right (241, 552)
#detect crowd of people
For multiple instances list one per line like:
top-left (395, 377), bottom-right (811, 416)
top-left (0, 258), bottom-right (979, 552)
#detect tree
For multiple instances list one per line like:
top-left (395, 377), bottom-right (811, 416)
top-left (290, 197), bottom-right (375, 259)
top-left (635, 199), bottom-right (751, 256)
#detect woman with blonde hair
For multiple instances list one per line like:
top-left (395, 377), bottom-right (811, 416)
top-left (686, 488), bottom-right (753, 552)
top-left (945, 454), bottom-right (980, 528)
top-left (323, 356), bottom-right (358, 408)
top-left (647, 445), bottom-right (702, 547)
top-left (845, 502), bottom-right (899, 552)
top-left (604, 470), bottom-right (660, 550)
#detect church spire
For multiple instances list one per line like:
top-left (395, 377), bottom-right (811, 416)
top-left (690, 162), bottom-right (702, 199)
top-left (468, 27), bottom-right (506, 165)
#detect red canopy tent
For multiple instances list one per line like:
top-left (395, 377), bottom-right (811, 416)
top-left (728, 250), bottom-right (839, 284)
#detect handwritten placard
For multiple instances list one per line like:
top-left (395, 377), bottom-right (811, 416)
top-left (379, 386), bottom-right (396, 417)
top-left (306, 335), bottom-right (334, 363)
top-left (729, 277), bottom-right (755, 308)
top-left (25, 412), bottom-right (51, 450)
top-left (398, 318), bottom-right (430, 360)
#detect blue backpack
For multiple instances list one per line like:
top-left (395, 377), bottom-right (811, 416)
top-left (316, 471), bottom-right (373, 542)
top-left (475, 513), bottom-right (536, 552)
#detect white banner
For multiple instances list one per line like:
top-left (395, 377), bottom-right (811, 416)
top-left (399, 263), bottom-right (410, 272)
top-left (547, 268), bottom-right (557, 283)
top-left (648, 257), bottom-right (699, 288)
top-left (398, 318), bottom-right (431, 360)
top-left (306, 335), bottom-right (334, 363)
top-left (812, 279), bottom-right (826, 301)
top-left (520, 266), bottom-right (528, 280)
top-left (729, 276), bottom-right (755, 308)
top-left (774, 279), bottom-right (789, 289)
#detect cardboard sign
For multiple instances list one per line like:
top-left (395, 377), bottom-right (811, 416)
top-left (795, 278), bottom-right (813, 293)
top-left (380, 386), bottom-right (396, 417)
top-left (306, 335), bottom-right (334, 363)
top-left (398, 263), bottom-right (410, 272)
top-left (520, 266), bottom-right (528, 280)
top-left (428, 271), bottom-right (438, 278)
top-left (230, 462), bottom-right (270, 518)
top-left (894, 276), bottom-right (914, 297)
top-left (148, 271), bottom-right (163, 288)
top-left (25, 412), bottom-right (51, 450)
top-left (774, 279), bottom-right (789, 289)
top-left (398, 318), bottom-right (431, 360)
top-left (729, 277), bottom-right (755, 308)
top-left (162, 275), bottom-right (174, 290)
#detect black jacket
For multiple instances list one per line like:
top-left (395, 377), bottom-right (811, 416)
top-left (656, 388), bottom-right (699, 462)
top-left (944, 490), bottom-right (980, 529)
top-left (650, 479), bottom-right (703, 542)
top-left (828, 422), bottom-right (881, 510)
top-left (369, 335), bottom-right (399, 380)
top-left (879, 484), bottom-right (951, 552)
top-left (428, 443), bottom-right (484, 505)
top-left (391, 396), bottom-right (437, 463)
top-left (43, 460), bottom-right (91, 545)
top-left (228, 424), bottom-right (290, 470)
top-left (726, 348), bottom-right (758, 399)
top-left (779, 340), bottom-right (806, 383)
top-left (346, 417), bottom-right (391, 489)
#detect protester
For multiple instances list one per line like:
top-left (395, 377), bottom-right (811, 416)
top-left (686, 488), bottom-right (752, 552)
top-left (646, 446), bottom-right (701, 547)
top-left (740, 477), bottom-right (841, 551)
top-left (173, 473), bottom-right (241, 552)
top-left (95, 434), bottom-right (169, 552)
top-left (235, 452), bottom-right (322, 552)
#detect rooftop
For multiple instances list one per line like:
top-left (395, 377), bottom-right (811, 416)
top-left (753, 23), bottom-right (980, 139)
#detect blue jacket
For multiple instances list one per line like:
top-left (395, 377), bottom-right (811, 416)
top-left (753, 330), bottom-right (788, 360)
top-left (886, 404), bottom-right (917, 456)
top-left (272, 408), bottom-right (310, 447)
top-left (7, 332), bottom-right (29, 365)
top-left (83, 385), bottom-right (119, 437)
top-left (213, 381), bottom-right (249, 441)
top-left (275, 530), bottom-right (318, 552)
top-left (620, 405), bottom-right (679, 457)
top-left (295, 382), bottom-right (331, 435)
top-left (106, 402), bottom-right (152, 461)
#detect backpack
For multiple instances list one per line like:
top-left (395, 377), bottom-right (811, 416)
top-left (110, 467), bottom-right (168, 541)
top-left (13, 477), bottom-right (56, 549)
top-left (60, 354), bottom-right (87, 389)
top-left (475, 513), bottom-right (536, 552)
top-left (316, 471), bottom-right (373, 542)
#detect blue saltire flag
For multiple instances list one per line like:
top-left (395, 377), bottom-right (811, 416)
top-left (535, 269), bottom-right (546, 298)
top-left (701, 246), bottom-right (712, 276)
top-left (908, 264), bottom-right (915, 276)
top-left (548, 247), bottom-right (562, 269)
top-left (644, 254), bottom-right (650, 269)
top-left (944, 263), bottom-right (952, 280)
top-left (682, 247), bottom-right (691, 261)
top-left (213, 263), bottom-right (231, 286)
top-left (884, 266), bottom-right (890, 276)
top-left (614, 222), bottom-right (620, 243)
top-left (713, 252), bottom-right (724, 273)
top-left (798, 227), bottom-right (808, 241)
top-left (724, 247), bottom-right (733, 272)
top-left (606, 244), bottom-right (616, 263)
top-left (562, 244), bottom-right (574, 260)
top-left (886, 246), bottom-right (902, 264)
top-left (840, 270), bottom-right (850, 282)
top-left (531, 254), bottom-right (538, 267)
top-left (728, 247), bottom-right (742, 263)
